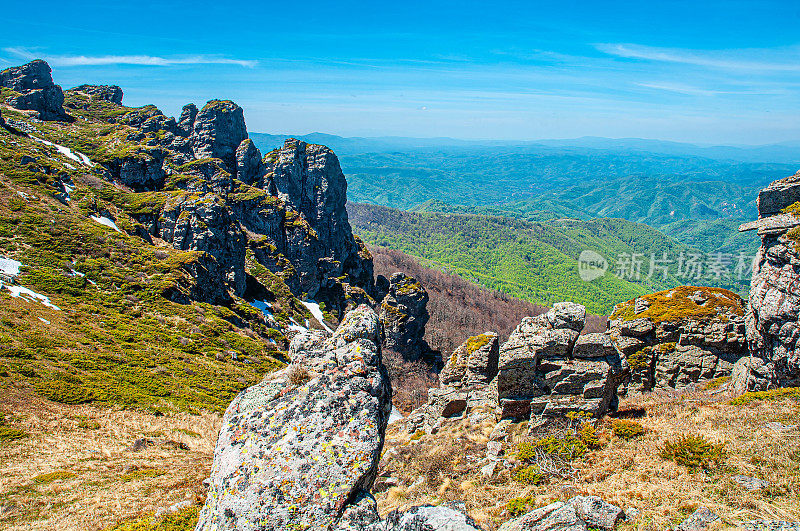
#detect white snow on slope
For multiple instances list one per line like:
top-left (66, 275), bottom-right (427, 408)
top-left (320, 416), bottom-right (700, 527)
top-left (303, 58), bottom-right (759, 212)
top-left (91, 215), bottom-right (122, 233)
top-left (0, 257), bottom-right (22, 278)
top-left (248, 300), bottom-right (274, 320)
top-left (302, 300), bottom-right (333, 332)
top-left (33, 137), bottom-right (94, 167)
top-left (5, 285), bottom-right (61, 310)
top-left (388, 405), bottom-right (404, 425)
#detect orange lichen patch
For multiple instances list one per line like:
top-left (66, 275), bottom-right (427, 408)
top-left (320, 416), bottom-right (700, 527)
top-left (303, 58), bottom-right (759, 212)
top-left (610, 286), bottom-right (744, 323)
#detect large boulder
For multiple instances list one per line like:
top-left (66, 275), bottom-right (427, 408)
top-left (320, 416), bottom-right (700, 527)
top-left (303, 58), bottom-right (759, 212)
top-left (191, 100), bottom-right (248, 174)
top-left (196, 305), bottom-right (391, 531)
top-left (379, 272), bottom-right (432, 361)
top-left (0, 60), bottom-right (68, 120)
top-left (735, 172), bottom-right (800, 392)
top-left (499, 497), bottom-right (623, 531)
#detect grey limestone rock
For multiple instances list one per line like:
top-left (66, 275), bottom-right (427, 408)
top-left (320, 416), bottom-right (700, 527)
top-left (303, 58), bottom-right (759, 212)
top-left (498, 501), bottom-right (586, 531)
top-left (379, 273), bottom-right (432, 361)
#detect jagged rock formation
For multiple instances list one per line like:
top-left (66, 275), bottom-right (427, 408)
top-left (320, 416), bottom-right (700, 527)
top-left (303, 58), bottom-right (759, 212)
top-left (197, 305), bottom-right (391, 530)
top-left (197, 305), bottom-right (487, 531)
top-left (0, 60), bottom-right (68, 121)
top-left (609, 286), bottom-right (748, 393)
top-left (378, 272), bottom-right (433, 361)
top-left (735, 171), bottom-right (800, 392)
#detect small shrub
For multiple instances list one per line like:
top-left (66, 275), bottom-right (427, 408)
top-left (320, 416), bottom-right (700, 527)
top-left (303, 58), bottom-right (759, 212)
top-left (33, 470), bottom-right (76, 484)
top-left (507, 495), bottom-right (536, 516)
top-left (35, 379), bottom-right (94, 404)
top-left (660, 435), bottom-right (725, 471)
top-left (287, 365), bottom-right (311, 386)
top-left (612, 419), bottom-right (645, 439)
top-left (513, 465), bottom-right (544, 485)
top-left (731, 387), bottom-right (800, 405)
top-left (0, 425), bottom-right (27, 443)
top-left (579, 423), bottom-right (606, 449)
top-left (104, 505), bottom-right (199, 531)
top-left (705, 376), bottom-right (731, 390)
top-left (518, 434), bottom-right (587, 461)
top-left (410, 430), bottom-right (424, 441)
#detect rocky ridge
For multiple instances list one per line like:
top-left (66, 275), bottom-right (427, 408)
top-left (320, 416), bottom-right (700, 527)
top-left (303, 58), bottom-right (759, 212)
top-left (734, 171), bottom-right (800, 391)
top-left (1, 59), bottom-right (374, 329)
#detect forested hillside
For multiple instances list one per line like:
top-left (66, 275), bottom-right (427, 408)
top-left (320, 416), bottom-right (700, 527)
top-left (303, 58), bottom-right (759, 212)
top-left (348, 203), bottom-right (746, 315)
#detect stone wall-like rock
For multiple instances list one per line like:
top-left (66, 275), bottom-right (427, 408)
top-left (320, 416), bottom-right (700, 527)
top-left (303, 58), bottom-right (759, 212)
top-left (71, 84), bottom-right (124, 105)
top-left (0, 60), bottom-right (68, 121)
top-left (734, 171), bottom-right (800, 392)
top-left (196, 305), bottom-right (391, 531)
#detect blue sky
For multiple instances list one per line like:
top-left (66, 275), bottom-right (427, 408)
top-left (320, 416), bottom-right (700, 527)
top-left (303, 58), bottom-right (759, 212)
top-left (2, 0), bottom-right (800, 144)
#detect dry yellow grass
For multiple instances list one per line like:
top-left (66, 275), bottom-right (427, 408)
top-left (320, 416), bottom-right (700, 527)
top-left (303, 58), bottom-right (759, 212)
top-left (376, 389), bottom-right (800, 530)
top-left (0, 384), bottom-right (221, 530)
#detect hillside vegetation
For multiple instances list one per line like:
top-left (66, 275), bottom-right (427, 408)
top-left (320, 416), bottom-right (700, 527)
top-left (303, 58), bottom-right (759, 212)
top-left (349, 203), bottom-right (747, 315)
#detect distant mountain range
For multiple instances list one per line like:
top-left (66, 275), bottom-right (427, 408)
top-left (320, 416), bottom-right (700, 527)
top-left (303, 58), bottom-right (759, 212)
top-left (251, 132), bottom-right (800, 164)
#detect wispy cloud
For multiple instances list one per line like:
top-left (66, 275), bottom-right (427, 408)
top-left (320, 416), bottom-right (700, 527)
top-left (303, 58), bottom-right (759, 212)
top-left (4, 47), bottom-right (258, 68)
top-left (596, 43), bottom-right (800, 72)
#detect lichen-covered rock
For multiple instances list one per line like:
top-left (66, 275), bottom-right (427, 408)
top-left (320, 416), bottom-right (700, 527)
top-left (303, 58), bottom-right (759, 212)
top-left (499, 501), bottom-right (586, 531)
top-left (735, 173), bottom-right (800, 392)
top-left (377, 503), bottom-right (485, 530)
top-left (379, 272), bottom-right (432, 361)
top-left (440, 333), bottom-right (499, 387)
top-left (191, 100), bottom-right (248, 175)
top-left (196, 305), bottom-right (391, 531)
top-left (0, 60), bottom-right (68, 121)
top-left (496, 316), bottom-right (579, 401)
top-left (72, 84), bottom-right (123, 104)
top-left (566, 496), bottom-right (624, 531)
top-left (496, 305), bottom-right (627, 419)
top-left (610, 286), bottom-right (748, 393)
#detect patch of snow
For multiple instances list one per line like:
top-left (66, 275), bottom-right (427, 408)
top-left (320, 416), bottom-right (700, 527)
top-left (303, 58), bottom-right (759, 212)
top-left (67, 269), bottom-right (85, 278)
top-left (388, 406), bottom-right (404, 425)
top-left (287, 319), bottom-right (307, 333)
top-left (33, 137), bottom-right (94, 167)
top-left (90, 215), bottom-right (122, 233)
top-left (301, 300), bottom-right (333, 332)
top-left (17, 191), bottom-right (31, 200)
top-left (248, 300), bottom-right (274, 320)
top-left (0, 257), bottom-right (22, 278)
top-left (38, 317), bottom-right (50, 325)
top-left (5, 285), bottom-right (61, 310)
top-left (64, 163), bottom-right (76, 170)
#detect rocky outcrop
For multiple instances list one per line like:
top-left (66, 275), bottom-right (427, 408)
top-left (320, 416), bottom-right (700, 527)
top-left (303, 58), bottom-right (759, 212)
top-left (263, 139), bottom-right (374, 302)
top-left (235, 138), bottom-right (263, 184)
top-left (378, 272), bottom-right (432, 361)
top-left (609, 286), bottom-right (748, 393)
top-left (496, 302), bottom-right (627, 419)
top-left (71, 84), bottom-right (123, 104)
top-left (178, 103), bottom-right (198, 135)
top-left (190, 100), bottom-right (248, 175)
top-left (197, 305), bottom-right (391, 531)
top-left (735, 171), bottom-right (800, 392)
top-left (404, 302), bottom-right (626, 434)
top-left (0, 60), bottom-right (68, 121)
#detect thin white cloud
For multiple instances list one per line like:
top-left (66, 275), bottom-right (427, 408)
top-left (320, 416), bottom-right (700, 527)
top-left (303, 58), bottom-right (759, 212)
top-left (596, 43), bottom-right (800, 72)
top-left (4, 47), bottom-right (257, 68)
